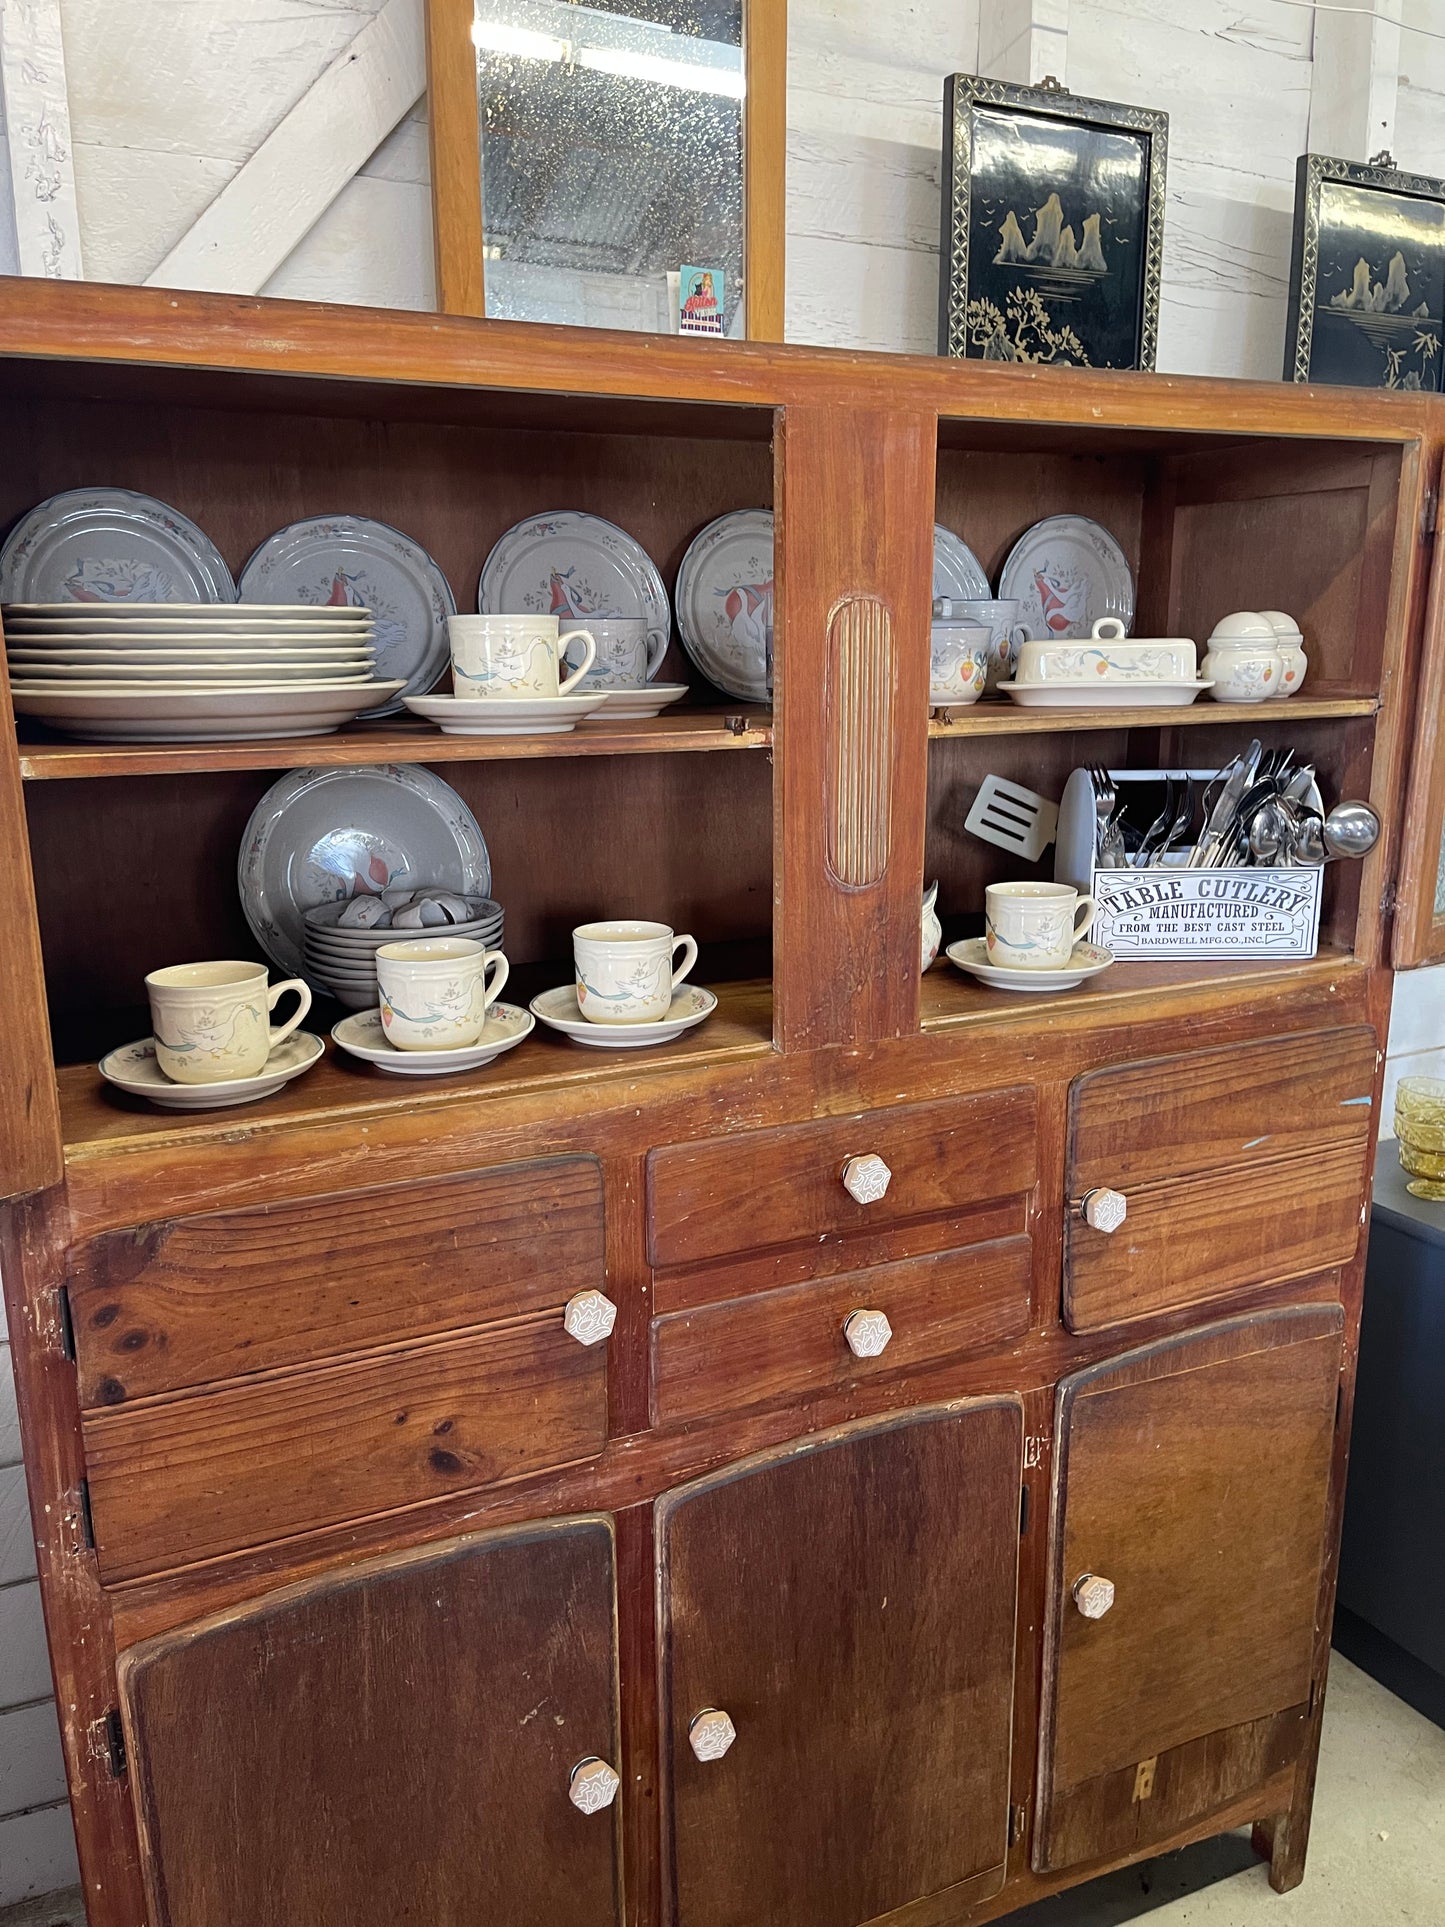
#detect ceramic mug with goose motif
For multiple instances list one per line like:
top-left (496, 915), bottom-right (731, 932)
top-left (984, 882), bottom-right (1097, 970)
top-left (146, 961), bottom-right (311, 1083)
top-left (573, 920), bottom-right (698, 1024)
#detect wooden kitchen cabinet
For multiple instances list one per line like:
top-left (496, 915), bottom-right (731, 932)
top-left (0, 281), bottom-right (1422, 1927)
top-left (657, 1402), bottom-right (1023, 1927)
top-left (117, 1517), bottom-right (624, 1927)
top-left (1035, 1305), bottom-right (1344, 1874)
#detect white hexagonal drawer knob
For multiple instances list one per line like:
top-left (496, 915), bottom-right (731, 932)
top-left (1081, 1187), bottom-right (1128, 1234)
top-left (688, 1709), bottom-right (737, 1762)
top-left (1072, 1573), bottom-right (1116, 1620)
top-left (843, 1309), bottom-right (893, 1359)
top-left (841, 1153), bottom-right (892, 1205)
top-left (568, 1756), bottom-right (621, 1813)
top-left (563, 1290), bottom-right (618, 1347)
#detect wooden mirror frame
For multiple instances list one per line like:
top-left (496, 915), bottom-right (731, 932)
top-left (425, 0), bottom-right (785, 339)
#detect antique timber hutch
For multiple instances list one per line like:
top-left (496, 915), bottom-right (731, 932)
top-left (2, 277), bottom-right (1444, 1927)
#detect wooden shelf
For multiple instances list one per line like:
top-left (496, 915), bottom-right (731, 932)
top-left (16, 710), bottom-right (774, 781)
top-left (927, 696), bottom-right (1377, 739)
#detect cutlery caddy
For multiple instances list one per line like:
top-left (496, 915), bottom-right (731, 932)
top-left (1056, 767), bottom-right (1324, 960)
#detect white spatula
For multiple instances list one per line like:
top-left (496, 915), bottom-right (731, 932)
top-left (964, 774), bottom-right (1059, 861)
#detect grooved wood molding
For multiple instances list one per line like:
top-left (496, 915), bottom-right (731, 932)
top-left (825, 594), bottom-right (894, 890)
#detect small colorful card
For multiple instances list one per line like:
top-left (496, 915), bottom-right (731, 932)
top-left (678, 266), bottom-right (726, 335)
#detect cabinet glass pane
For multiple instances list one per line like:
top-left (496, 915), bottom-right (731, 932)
top-left (473, 1), bottom-right (745, 335)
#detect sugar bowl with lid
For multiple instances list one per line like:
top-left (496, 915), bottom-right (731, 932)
top-left (1201, 612), bottom-right (1286, 703)
top-left (1258, 610), bottom-right (1307, 697)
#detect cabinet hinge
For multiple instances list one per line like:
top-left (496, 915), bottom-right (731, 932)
top-left (102, 1709), bottom-right (127, 1780)
top-left (1008, 1803), bottom-right (1028, 1847)
top-left (56, 1283), bottom-right (76, 1362)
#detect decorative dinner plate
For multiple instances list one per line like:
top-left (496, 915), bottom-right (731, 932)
top-left (577, 684), bottom-right (691, 723)
top-left (998, 516), bottom-right (1135, 641)
top-left (998, 679), bottom-right (1212, 708)
top-left (945, 938), bottom-right (1115, 993)
top-left (3, 605), bottom-right (371, 627)
top-left (9, 659), bottom-right (375, 684)
top-left (99, 1031), bottom-right (324, 1110)
top-left (239, 764), bottom-right (492, 980)
top-left (933, 525), bottom-right (991, 602)
top-left (332, 1004), bottom-right (534, 1076)
top-left (0, 489), bottom-right (236, 604)
top-left (11, 680), bottom-right (405, 741)
top-left (675, 510), bottom-right (773, 702)
top-left (479, 511), bottom-right (669, 671)
top-left (239, 517), bottom-right (455, 717)
top-left (403, 692), bottom-right (607, 735)
top-left (530, 983), bottom-right (717, 1048)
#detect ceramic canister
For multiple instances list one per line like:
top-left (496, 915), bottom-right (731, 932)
top-left (930, 617), bottom-right (990, 704)
top-left (985, 882), bottom-right (1097, 970)
top-left (947, 598), bottom-right (1029, 690)
top-left (447, 614), bottom-right (596, 699)
top-left (1258, 609), bottom-right (1307, 698)
top-left (375, 937), bottom-right (509, 1050)
top-left (146, 961), bottom-right (311, 1083)
top-left (1201, 612), bottom-right (1285, 703)
top-left (573, 919), bottom-right (698, 1024)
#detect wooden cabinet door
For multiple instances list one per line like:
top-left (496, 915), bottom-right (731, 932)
top-left (657, 1401), bottom-right (1022, 1927)
top-left (118, 1517), bottom-right (623, 1927)
top-left (1035, 1306), bottom-right (1343, 1873)
top-left (1392, 490), bottom-right (1445, 966)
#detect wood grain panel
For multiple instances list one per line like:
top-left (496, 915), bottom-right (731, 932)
top-left (826, 594), bottom-right (894, 888)
top-left (120, 1517), bottom-right (621, 1927)
top-left (84, 1317), bottom-right (608, 1581)
top-left (773, 404), bottom-right (935, 1049)
top-left (743, 0), bottom-right (787, 342)
top-left (0, 645), bottom-right (61, 1199)
top-left (650, 1236), bottom-right (1032, 1424)
top-left (1067, 1028), bottom-right (1377, 1191)
top-left (1064, 1139), bottom-right (1365, 1333)
top-left (425, 0), bottom-right (485, 317)
top-left (648, 1086), bottom-right (1038, 1267)
top-left (68, 1156), bottom-right (603, 1405)
top-left (1036, 1306), bottom-right (1343, 1872)
top-left (657, 1402), bottom-right (1021, 1927)
top-left (1392, 457), bottom-right (1445, 964)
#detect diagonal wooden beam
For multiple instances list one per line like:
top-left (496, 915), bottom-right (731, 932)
top-left (0, 0), bottom-right (85, 277)
top-left (147, 0), bottom-right (426, 294)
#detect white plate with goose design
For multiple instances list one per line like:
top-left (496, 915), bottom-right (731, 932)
top-left (933, 526), bottom-right (991, 602)
top-left (239, 764), bottom-right (492, 982)
top-left (675, 510), bottom-right (773, 702)
top-left (0, 489), bottom-right (236, 604)
top-left (479, 512), bottom-right (670, 670)
top-left (998, 516), bottom-right (1135, 641)
top-left (530, 983), bottom-right (717, 1048)
top-left (331, 1004), bottom-right (533, 1076)
top-left (239, 517), bottom-right (456, 717)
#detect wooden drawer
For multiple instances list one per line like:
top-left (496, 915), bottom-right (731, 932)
top-left (68, 1157), bottom-right (604, 1406)
top-left (651, 1237), bottom-right (1032, 1424)
top-left (1063, 1028), bottom-right (1375, 1332)
top-left (648, 1087), bottom-right (1037, 1269)
top-left (83, 1316), bottom-right (607, 1582)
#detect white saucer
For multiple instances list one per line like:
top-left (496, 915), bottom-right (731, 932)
top-left (578, 684), bottom-right (691, 723)
top-left (997, 680), bottom-right (1212, 708)
top-left (331, 1004), bottom-right (533, 1075)
top-left (404, 692), bottom-right (608, 735)
top-left (99, 1031), bottom-right (324, 1109)
top-left (530, 983), bottom-right (717, 1047)
top-left (945, 938), bottom-right (1115, 993)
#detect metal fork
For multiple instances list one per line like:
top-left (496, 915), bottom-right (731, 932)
top-left (1134, 776), bottom-right (1178, 868)
top-left (1156, 775), bottom-right (1195, 865)
top-left (1089, 767), bottom-right (1115, 858)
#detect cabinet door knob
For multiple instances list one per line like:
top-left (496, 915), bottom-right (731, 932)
top-left (841, 1153), bottom-right (892, 1204)
top-left (568, 1756), bottom-right (621, 1812)
top-left (563, 1290), bottom-right (618, 1347)
top-left (1072, 1573), bottom-right (1116, 1620)
top-left (1081, 1187), bottom-right (1128, 1234)
top-left (843, 1309), bottom-right (893, 1358)
top-left (688, 1708), bottom-right (737, 1762)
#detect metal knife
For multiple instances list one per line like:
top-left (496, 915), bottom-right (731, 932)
top-left (1189, 742), bottom-right (1259, 867)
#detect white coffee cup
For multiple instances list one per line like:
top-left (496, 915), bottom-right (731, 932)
top-left (375, 937), bottom-right (509, 1050)
top-left (573, 919), bottom-right (698, 1024)
top-left (930, 618), bottom-right (990, 704)
top-left (146, 961), bottom-right (311, 1083)
top-left (985, 882), bottom-right (1097, 969)
top-left (567, 616), bottom-right (668, 690)
top-left (447, 614), bottom-right (596, 699)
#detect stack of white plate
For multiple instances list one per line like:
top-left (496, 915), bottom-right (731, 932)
top-left (2, 603), bottom-right (405, 741)
top-left (303, 895), bottom-right (505, 1009)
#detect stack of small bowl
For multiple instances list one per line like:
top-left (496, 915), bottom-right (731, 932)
top-left (304, 892), bottom-right (504, 1010)
top-left (1394, 1075), bottom-right (1445, 1200)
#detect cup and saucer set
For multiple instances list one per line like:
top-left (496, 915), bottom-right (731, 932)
top-left (330, 937), bottom-right (536, 1077)
top-left (100, 960), bottom-right (326, 1110)
top-left (946, 881), bottom-right (1115, 993)
top-left (531, 920), bottom-right (716, 1049)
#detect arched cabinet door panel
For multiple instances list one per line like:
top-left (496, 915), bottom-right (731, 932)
top-left (656, 1399), bottom-right (1023, 1927)
top-left (118, 1516), bottom-right (623, 1927)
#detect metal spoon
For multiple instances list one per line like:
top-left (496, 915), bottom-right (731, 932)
top-left (1322, 800), bottom-right (1381, 860)
top-left (1248, 796), bottom-right (1291, 864)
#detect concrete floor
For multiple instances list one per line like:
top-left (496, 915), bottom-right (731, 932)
top-left (2, 1655), bottom-right (1440, 1927)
